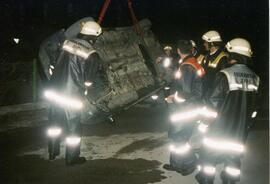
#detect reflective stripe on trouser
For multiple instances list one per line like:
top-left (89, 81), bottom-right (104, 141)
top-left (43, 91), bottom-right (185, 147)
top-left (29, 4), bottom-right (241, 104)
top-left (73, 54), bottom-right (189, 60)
top-left (65, 115), bottom-right (82, 162)
top-left (197, 148), bottom-right (241, 182)
top-left (169, 142), bottom-right (196, 174)
top-left (65, 135), bottom-right (81, 163)
top-left (48, 106), bottom-right (82, 160)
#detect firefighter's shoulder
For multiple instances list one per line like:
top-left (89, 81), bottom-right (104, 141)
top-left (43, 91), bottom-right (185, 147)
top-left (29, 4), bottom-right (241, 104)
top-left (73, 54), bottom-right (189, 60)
top-left (62, 39), bottom-right (97, 59)
top-left (182, 57), bottom-right (205, 77)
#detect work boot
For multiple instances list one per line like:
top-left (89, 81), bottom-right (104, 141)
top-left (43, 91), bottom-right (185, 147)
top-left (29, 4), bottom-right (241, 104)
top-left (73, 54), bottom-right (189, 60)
top-left (66, 156), bottom-right (86, 166)
top-left (178, 165), bottom-right (196, 176)
top-left (195, 173), bottom-right (214, 184)
top-left (48, 139), bottom-right (60, 160)
top-left (220, 171), bottom-right (238, 184)
top-left (163, 164), bottom-right (176, 171)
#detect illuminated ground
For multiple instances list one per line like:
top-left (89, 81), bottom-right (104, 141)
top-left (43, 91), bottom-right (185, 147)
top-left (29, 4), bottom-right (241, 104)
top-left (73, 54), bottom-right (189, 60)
top-left (0, 105), bottom-right (268, 184)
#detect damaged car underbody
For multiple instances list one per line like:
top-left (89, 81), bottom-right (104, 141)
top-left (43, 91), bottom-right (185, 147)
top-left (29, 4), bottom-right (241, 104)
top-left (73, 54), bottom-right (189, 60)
top-left (39, 17), bottom-right (171, 124)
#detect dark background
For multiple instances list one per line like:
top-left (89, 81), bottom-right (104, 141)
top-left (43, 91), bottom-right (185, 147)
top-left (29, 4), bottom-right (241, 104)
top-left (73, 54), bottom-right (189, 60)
top-left (0, 0), bottom-right (269, 116)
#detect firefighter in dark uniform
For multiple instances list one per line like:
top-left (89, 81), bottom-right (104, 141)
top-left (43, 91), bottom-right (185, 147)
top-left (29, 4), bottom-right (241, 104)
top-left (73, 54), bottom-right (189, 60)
top-left (201, 30), bottom-right (228, 95)
top-left (195, 38), bottom-right (260, 184)
top-left (191, 40), bottom-right (205, 65)
top-left (45, 20), bottom-right (104, 165)
top-left (156, 45), bottom-right (178, 82)
top-left (163, 40), bottom-right (206, 175)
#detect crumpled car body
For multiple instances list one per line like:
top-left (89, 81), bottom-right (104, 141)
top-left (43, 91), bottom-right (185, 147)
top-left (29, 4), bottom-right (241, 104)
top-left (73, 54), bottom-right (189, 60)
top-left (39, 17), bottom-right (169, 124)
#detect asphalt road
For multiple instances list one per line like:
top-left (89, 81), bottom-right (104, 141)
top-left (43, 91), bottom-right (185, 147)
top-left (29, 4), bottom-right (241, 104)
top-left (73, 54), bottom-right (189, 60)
top-left (0, 105), bottom-right (268, 184)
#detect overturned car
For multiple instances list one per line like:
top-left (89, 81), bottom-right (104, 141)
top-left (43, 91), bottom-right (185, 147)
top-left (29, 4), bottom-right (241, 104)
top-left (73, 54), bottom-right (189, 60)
top-left (39, 17), bottom-right (170, 124)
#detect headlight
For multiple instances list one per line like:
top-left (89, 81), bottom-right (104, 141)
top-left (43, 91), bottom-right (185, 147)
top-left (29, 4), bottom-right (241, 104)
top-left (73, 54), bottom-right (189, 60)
top-left (44, 90), bottom-right (83, 109)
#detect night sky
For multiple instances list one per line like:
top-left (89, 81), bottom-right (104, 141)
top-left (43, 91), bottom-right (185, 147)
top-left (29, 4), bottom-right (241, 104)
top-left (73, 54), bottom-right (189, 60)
top-left (0, 0), bottom-right (269, 106)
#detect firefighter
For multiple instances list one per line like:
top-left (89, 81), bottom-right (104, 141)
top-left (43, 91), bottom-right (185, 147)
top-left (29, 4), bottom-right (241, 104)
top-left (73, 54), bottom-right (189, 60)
top-left (156, 45), bottom-right (177, 82)
top-left (45, 20), bottom-right (103, 165)
top-left (163, 40), bottom-right (206, 175)
top-left (190, 40), bottom-right (205, 65)
top-left (195, 38), bottom-right (259, 184)
top-left (201, 30), bottom-right (228, 95)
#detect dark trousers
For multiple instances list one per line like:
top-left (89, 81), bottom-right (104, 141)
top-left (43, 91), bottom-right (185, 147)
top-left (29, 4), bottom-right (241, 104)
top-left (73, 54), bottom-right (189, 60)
top-left (48, 106), bottom-right (82, 160)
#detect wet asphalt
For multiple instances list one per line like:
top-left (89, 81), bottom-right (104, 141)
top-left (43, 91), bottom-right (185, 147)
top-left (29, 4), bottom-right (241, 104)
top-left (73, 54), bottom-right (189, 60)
top-left (0, 105), bottom-right (268, 184)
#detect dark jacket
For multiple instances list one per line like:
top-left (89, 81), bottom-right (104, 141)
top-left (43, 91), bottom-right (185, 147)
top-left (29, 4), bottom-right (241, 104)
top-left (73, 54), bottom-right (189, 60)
top-left (205, 63), bottom-right (260, 142)
top-left (202, 49), bottom-right (228, 95)
top-left (171, 55), bottom-right (205, 104)
top-left (49, 38), bottom-right (102, 98)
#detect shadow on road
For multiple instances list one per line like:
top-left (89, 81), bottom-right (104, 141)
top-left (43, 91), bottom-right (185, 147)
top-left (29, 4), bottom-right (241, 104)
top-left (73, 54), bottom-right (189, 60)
top-left (114, 138), bottom-right (168, 157)
top-left (0, 155), bottom-right (167, 184)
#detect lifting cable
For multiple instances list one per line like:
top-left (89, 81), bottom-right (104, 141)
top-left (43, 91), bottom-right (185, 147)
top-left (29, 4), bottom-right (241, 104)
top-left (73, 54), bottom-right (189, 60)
top-left (98, 0), bottom-right (144, 37)
top-left (98, 0), bottom-right (111, 25)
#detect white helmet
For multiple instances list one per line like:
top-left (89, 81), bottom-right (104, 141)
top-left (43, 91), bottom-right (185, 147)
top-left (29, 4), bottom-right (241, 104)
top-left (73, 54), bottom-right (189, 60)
top-left (226, 38), bottom-right (252, 57)
top-left (80, 21), bottom-right (102, 36)
top-left (190, 40), bottom-right (196, 47)
top-left (202, 30), bottom-right (222, 42)
top-left (164, 45), bottom-right (172, 51)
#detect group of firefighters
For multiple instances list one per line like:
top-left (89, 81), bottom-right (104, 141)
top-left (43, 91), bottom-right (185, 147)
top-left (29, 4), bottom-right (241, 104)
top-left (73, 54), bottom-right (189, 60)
top-left (158, 31), bottom-right (259, 184)
top-left (44, 19), bottom-right (260, 184)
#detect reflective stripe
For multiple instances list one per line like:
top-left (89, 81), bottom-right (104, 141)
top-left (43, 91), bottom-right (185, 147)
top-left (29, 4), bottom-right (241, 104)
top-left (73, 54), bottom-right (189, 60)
top-left (174, 69), bottom-right (182, 79)
top-left (170, 107), bottom-right (217, 122)
top-left (197, 54), bottom-right (205, 64)
top-left (203, 165), bottom-right (216, 175)
top-left (230, 83), bottom-right (243, 90)
top-left (199, 107), bottom-right (218, 118)
top-left (44, 90), bottom-right (83, 109)
top-left (62, 40), bottom-right (96, 59)
top-left (251, 111), bottom-right (257, 118)
top-left (221, 65), bottom-right (260, 92)
top-left (47, 127), bottom-right (62, 137)
top-left (227, 42), bottom-right (251, 52)
top-left (174, 92), bottom-right (186, 103)
top-left (197, 69), bottom-right (204, 76)
top-left (163, 57), bottom-right (172, 68)
top-left (170, 109), bottom-right (198, 122)
top-left (198, 123), bottom-right (208, 133)
top-left (182, 57), bottom-right (206, 77)
top-left (248, 84), bottom-right (258, 91)
top-left (225, 167), bottom-right (241, 176)
top-left (151, 95), bottom-right (159, 100)
top-left (203, 138), bottom-right (245, 153)
top-left (169, 143), bottom-right (191, 154)
top-left (49, 68), bottom-right (53, 76)
top-left (202, 35), bottom-right (221, 42)
top-left (84, 81), bottom-right (92, 87)
top-left (66, 136), bottom-right (81, 146)
top-left (208, 51), bottom-right (227, 69)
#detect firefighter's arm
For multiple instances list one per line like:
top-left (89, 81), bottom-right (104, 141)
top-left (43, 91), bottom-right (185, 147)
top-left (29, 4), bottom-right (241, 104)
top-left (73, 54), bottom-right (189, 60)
top-left (205, 72), bottom-right (229, 110)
